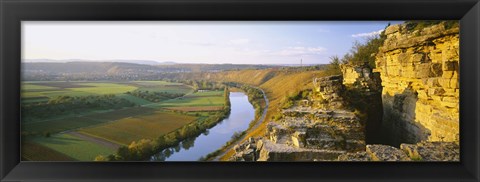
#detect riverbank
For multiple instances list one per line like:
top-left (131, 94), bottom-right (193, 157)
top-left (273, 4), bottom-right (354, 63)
top-left (156, 91), bottom-right (255, 161)
top-left (204, 84), bottom-right (268, 161)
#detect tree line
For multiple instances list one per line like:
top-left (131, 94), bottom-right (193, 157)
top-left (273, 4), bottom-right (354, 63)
top-left (95, 87), bottom-right (232, 161)
top-left (125, 90), bottom-right (184, 102)
top-left (22, 95), bottom-right (134, 123)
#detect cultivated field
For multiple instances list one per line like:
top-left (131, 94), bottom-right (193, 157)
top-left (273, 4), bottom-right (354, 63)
top-left (21, 80), bottom-right (227, 161)
top-left (154, 91), bottom-right (224, 108)
top-left (23, 116), bottom-right (104, 134)
top-left (78, 111), bottom-right (197, 145)
top-left (21, 142), bottom-right (75, 161)
top-left (165, 106), bottom-right (224, 112)
top-left (29, 133), bottom-right (116, 161)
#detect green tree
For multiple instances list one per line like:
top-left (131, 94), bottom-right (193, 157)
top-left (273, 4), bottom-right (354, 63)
top-left (326, 55), bottom-right (342, 75)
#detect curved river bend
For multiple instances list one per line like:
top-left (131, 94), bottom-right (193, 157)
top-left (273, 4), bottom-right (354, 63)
top-left (151, 92), bottom-right (255, 161)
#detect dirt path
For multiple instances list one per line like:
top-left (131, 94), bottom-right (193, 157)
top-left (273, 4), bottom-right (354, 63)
top-left (68, 131), bottom-right (122, 150)
top-left (211, 86), bottom-right (269, 161)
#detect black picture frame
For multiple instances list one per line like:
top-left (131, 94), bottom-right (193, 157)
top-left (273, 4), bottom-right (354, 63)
top-left (1, 0), bottom-right (479, 181)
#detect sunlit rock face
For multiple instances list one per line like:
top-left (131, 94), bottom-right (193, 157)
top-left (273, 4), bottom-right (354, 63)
top-left (374, 22), bottom-right (460, 145)
top-left (341, 63), bottom-right (382, 93)
top-left (229, 22), bottom-right (460, 162)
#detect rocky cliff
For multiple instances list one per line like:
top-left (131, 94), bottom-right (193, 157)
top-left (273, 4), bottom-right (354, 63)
top-left (374, 22), bottom-right (460, 145)
top-left (227, 21), bottom-right (460, 162)
top-left (230, 75), bottom-right (366, 161)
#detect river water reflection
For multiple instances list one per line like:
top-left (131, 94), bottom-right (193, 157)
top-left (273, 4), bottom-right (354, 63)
top-left (151, 92), bottom-right (255, 161)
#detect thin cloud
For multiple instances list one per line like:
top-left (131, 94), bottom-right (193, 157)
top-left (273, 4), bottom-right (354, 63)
top-left (351, 29), bottom-right (383, 38)
top-left (229, 38), bottom-right (250, 45)
top-left (180, 40), bottom-right (216, 46)
top-left (276, 46), bottom-right (327, 56)
top-left (317, 28), bottom-right (330, 33)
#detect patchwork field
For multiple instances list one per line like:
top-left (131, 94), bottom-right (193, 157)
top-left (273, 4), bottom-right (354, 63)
top-left (21, 80), bottom-right (225, 161)
top-left (21, 81), bottom-right (193, 103)
top-left (78, 111), bottom-right (197, 145)
top-left (22, 82), bottom-right (135, 99)
top-left (22, 142), bottom-right (75, 161)
top-left (67, 83), bottom-right (138, 95)
top-left (23, 116), bottom-right (104, 134)
top-left (29, 134), bottom-right (116, 161)
top-left (165, 106), bottom-right (224, 112)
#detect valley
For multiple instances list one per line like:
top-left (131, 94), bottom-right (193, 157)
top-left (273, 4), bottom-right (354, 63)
top-left (21, 21), bottom-right (460, 162)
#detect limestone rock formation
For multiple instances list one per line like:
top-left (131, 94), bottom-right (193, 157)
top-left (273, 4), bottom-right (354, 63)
top-left (340, 63), bottom-right (382, 93)
top-left (230, 75), bottom-right (366, 161)
top-left (337, 141), bottom-right (459, 161)
top-left (228, 22), bottom-right (460, 162)
top-left (229, 137), bottom-right (259, 161)
top-left (400, 141), bottom-right (459, 161)
top-left (313, 75), bottom-right (347, 110)
top-left (374, 22), bottom-right (460, 145)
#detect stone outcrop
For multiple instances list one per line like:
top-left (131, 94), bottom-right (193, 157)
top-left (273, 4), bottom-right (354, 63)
top-left (340, 63), bottom-right (384, 144)
top-left (229, 22), bottom-right (460, 162)
top-left (337, 141), bottom-right (459, 161)
top-left (229, 137), bottom-right (259, 161)
top-left (400, 141), bottom-right (459, 161)
top-left (230, 137), bottom-right (346, 161)
top-left (340, 63), bottom-right (382, 93)
top-left (374, 22), bottom-right (459, 145)
top-left (231, 75), bottom-right (365, 161)
top-left (313, 75), bottom-right (347, 110)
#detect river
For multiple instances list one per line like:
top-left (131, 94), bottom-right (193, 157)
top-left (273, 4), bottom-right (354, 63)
top-left (151, 92), bottom-right (255, 161)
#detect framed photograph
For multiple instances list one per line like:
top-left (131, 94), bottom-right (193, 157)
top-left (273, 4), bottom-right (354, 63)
top-left (1, 0), bottom-right (479, 181)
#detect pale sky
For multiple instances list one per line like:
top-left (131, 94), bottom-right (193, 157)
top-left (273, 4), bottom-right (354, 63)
top-left (22, 21), bottom-right (402, 65)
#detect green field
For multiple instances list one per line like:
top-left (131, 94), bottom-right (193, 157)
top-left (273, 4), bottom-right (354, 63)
top-left (23, 116), bottom-right (104, 134)
top-left (79, 111), bottom-right (197, 145)
top-left (68, 83), bottom-right (137, 95)
top-left (117, 94), bottom-right (153, 105)
top-left (29, 134), bottom-right (116, 161)
top-left (152, 91), bottom-right (224, 108)
top-left (136, 85), bottom-right (193, 94)
top-left (131, 81), bottom-right (184, 86)
top-left (21, 80), bottom-right (224, 161)
top-left (22, 81), bottom-right (193, 102)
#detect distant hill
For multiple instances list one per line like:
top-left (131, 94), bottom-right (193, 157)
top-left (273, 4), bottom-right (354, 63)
top-left (24, 59), bottom-right (170, 65)
top-left (21, 61), bottom-right (280, 81)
